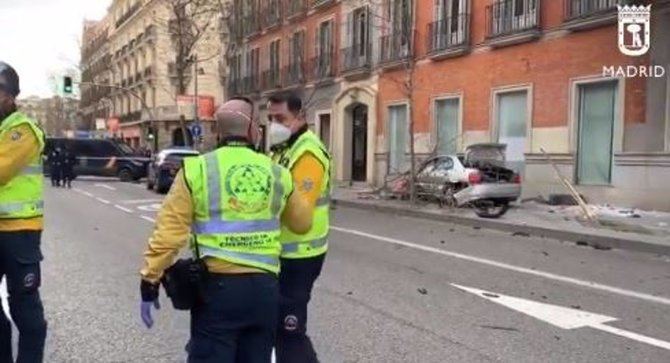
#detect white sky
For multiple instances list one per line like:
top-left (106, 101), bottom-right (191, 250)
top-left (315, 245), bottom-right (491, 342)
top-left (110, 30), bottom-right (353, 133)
top-left (0, 0), bottom-right (111, 99)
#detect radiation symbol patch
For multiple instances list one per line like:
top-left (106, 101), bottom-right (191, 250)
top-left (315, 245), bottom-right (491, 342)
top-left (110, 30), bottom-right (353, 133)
top-left (225, 164), bottom-right (272, 213)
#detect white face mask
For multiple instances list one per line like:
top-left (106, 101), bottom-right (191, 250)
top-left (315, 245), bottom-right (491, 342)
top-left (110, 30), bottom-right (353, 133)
top-left (268, 122), bottom-right (292, 147)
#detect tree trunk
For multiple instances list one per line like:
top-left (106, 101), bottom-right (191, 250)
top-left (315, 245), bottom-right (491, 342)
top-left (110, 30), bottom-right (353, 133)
top-left (407, 65), bottom-right (417, 205)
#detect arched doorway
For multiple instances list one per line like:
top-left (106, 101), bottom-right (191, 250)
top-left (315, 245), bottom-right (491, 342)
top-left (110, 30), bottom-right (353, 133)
top-left (351, 104), bottom-right (368, 182)
top-left (172, 127), bottom-right (193, 147)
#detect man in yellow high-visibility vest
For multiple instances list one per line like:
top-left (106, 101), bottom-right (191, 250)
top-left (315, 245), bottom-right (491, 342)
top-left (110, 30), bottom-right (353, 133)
top-left (267, 93), bottom-right (330, 363)
top-left (140, 98), bottom-right (313, 362)
top-left (0, 61), bottom-right (47, 363)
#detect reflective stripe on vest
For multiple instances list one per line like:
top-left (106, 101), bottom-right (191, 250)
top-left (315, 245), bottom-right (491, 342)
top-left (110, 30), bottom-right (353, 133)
top-left (21, 165), bottom-right (42, 175)
top-left (192, 153), bottom-right (284, 234)
top-left (199, 245), bottom-right (280, 267)
top-left (0, 200), bottom-right (44, 215)
top-left (282, 236), bottom-right (328, 254)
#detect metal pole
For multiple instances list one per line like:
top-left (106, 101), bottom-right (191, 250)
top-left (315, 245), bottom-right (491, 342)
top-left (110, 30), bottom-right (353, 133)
top-left (193, 54), bottom-right (199, 150)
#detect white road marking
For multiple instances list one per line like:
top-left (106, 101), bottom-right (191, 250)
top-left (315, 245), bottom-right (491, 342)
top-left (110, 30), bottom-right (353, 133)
top-left (141, 215), bottom-right (156, 223)
top-left (452, 284), bottom-right (670, 351)
top-left (73, 188), bottom-right (94, 198)
top-left (330, 226), bottom-right (670, 306)
top-left (0, 279), bottom-right (10, 322)
top-left (96, 197), bottom-right (111, 205)
top-left (120, 199), bottom-right (163, 205)
top-left (137, 203), bottom-right (162, 212)
top-left (114, 205), bottom-right (134, 214)
top-left (95, 183), bottom-right (116, 191)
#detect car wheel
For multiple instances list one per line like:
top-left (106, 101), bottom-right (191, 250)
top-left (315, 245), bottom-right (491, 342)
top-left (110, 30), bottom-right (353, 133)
top-left (155, 175), bottom-right (169, 194)
top-left (439, 184), bottom-right (458, 209)
top-left (473, 200), bottom-right (509, 219)
top-left (146, 178), bottom-right (155, 190)
top-left (118, 168), bottom-right (133, 182)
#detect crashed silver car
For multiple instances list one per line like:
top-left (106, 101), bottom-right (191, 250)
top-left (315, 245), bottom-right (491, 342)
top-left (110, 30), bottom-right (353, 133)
top-left (415, 143), bottom-right (522, 218)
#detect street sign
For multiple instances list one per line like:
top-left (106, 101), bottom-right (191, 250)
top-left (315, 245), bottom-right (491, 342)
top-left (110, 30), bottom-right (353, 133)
top-left (190, 123), bottom-right (203, 138)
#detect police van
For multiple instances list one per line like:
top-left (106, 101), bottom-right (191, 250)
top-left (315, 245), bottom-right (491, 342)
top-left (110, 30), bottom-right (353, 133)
top-left (44, 138), bottom-right (150, 182)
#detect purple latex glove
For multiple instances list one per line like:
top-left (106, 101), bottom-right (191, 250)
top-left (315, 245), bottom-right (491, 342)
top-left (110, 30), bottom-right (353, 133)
top-left (141, 299), bottom-right (160, 328)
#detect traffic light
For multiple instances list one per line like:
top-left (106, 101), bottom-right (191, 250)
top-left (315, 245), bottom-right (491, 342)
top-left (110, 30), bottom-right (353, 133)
top-left (63, 76), bottom-right (73, 94)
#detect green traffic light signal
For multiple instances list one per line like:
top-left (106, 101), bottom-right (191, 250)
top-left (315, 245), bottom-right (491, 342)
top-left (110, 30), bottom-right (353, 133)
top-left (63, 76), bottom-right (73, 94)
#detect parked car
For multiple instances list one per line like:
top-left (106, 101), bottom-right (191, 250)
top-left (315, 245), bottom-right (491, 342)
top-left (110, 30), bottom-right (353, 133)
top-left (147, 148), bottom-right (200, 193)
top-left (45, 138), bottom-right (149, 182)
top-left (413, 143), bottom-right (521, 218)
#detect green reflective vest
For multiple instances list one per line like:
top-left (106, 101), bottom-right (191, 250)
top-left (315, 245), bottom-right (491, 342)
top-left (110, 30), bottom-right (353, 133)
top-left (273, 130), bottom-right (331, 259)
top-left (183, 145), bottom-right (294, 274)
top-left (0, 112), bottom-right (45, 220)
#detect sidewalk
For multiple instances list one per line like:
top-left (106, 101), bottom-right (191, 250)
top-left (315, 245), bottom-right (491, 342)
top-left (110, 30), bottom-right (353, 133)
top-left (332, 187), bottom-right (670, 256)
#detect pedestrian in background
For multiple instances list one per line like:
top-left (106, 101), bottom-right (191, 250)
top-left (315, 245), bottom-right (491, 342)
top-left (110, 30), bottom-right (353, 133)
top-left (61, 145), bottom-right (76, 189)
top-left (48, 146), bottom-right (62, 187)
top-left (139, 98), bottom-right (313, 362)
top-left (268, 93), bottom-right (331, 363)
top-left (0, 61), bottom-right (48, 363)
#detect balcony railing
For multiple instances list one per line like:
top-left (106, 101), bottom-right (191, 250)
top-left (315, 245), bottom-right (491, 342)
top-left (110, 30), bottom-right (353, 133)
top-left (287, 0), bottom-right (307, 19)
top-left (427, 13), bottom-right (470, 55)
top-left (243, 14), bottom-right (261, 37)
top-left (379, 30), bottom-right (415, 65)
top-left (241, 75), bottom-right (260, 94)
top-left (486, 0), bottom-right (540, 38)
top-left (341, 44), bottom-right (372, 74)
top-left (228, 78), bottom-right (241, 95)
top-left (115, 2), bottom-right (142, 29)
top-left (120, 110), bottom-right (142, 123)
top-left (310, 52), bottom-right (334, 81)
top-left (312, 0), bottom-right (333, 8)
top-left (264, 0), bottom-right (282, 28)
top-left (283, 62), bottom-right (306, 86)
top-left (261, 69), bottom-right (282, 91)
top-left (565, 0), bottom-right (627, 20)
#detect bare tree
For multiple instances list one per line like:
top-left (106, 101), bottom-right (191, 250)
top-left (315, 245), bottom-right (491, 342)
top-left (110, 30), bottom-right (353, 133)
top-left (155, 0), bottom-right (223, 146)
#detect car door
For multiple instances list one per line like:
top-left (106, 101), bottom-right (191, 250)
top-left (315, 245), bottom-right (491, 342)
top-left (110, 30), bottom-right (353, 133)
top-left (416, 158), bottom-right (438, 195)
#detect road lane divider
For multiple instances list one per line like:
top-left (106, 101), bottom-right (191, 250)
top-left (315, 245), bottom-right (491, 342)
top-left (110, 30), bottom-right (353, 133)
top-left (120, 199), bottom-right (163, 204)
top-left (114, 205), bottom-right (134, 214)
top-left (96, 197), bottom-right (111, 205)
top-left (73, 188), bottom-right (94, 198)
top-left (330, 226), bottom-right (670, 307)
top-left (141, 215), bottom-right (156, 223)
top-left (95, 183), bottom-right (116, 191)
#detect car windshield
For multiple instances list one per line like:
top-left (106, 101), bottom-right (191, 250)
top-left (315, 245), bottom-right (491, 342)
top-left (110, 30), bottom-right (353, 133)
top-left (165, 152), bottom-right (198, 162)
top-left (117, 142), bottom-right (135, 155)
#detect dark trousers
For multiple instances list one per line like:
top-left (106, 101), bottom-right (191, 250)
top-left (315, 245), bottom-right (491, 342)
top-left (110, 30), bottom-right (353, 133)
top-left (49, 166), bottom-right (60, 187)
top-left (188, 273), bottom-right (279, 363)
top-left (276, 254), bottom-right (326, 363)
top-left (0, 231), bottom-right (47, 363)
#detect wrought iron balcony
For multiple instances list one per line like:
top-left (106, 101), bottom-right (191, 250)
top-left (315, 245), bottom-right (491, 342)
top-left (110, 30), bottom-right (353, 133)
top-left (241, 75), bottom-right (260, 94)
top-left (264, 0), bottom-right (282, 28)
top-left (427, 13), bottom-right (470, 57)
top-left (312, 0), bottom-right (333, 8)
top-left (563, 0), bottom-right (631, 30)
top-left (287, 0), bottom-right (307, 19)
top-left (261, 69), bottom-right (282, 91)
top-left (341, 44), bottom-right (372, 74)
top-left (227, 78), bottom-right (241, 95)
top-left (486, 0), bottom-right (541, 47)
top-left (310, 52), bottom-right (334, 81)
top-left (379, 31), bottom-right (415, 66)
top-left (283, 62), bottom-right (306, 86)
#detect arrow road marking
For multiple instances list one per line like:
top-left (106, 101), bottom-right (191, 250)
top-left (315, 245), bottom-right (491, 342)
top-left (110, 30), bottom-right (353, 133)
top-left (451, 284), bottom-right (670, 351)
top-left (331, 226), bottom-right (670, 306)
top-left (137, 203), bottom-right (162, 212)
top-left (114, 205), bottom-right (134, 214)
top-left (141, 215), bottom-right (156, 223)
top-left (95, 183), bottom-right (116, 191)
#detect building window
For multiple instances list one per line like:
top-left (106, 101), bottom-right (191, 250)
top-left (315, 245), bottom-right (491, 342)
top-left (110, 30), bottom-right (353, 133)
top-left (288, 31), bottom-right (305, 85)
top-left (487, 0), bottom-right (539, 37)
top-left (388, 104), bottom-right (408, 173)
top-left (428, 0), bottom-right (469, 53)
top-left (314, 21), bottom-right (333, 79)
top-left (434, 97), bottom-right (460, 155)
top-left (380, 0), bottom-right (413, 64)
top-left (495, 90), bottom-right (529, 174)
top-left (343, 7), bottom-right (371, 72)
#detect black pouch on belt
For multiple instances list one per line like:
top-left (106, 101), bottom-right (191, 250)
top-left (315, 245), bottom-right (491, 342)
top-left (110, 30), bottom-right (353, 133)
top-left (161, 239), bottom-right (208, 310)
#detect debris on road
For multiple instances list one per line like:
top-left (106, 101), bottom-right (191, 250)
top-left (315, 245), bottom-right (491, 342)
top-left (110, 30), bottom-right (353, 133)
top-left (512, 231), bottom-right (530, 237)
top-left (417, 288), bottom-right (428, 295)
top-left (479, 325), bottom-right (519, 332)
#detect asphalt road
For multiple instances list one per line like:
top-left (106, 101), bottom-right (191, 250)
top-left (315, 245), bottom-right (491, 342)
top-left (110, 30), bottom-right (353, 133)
top-left (3, 178), bottom-right (669, 362)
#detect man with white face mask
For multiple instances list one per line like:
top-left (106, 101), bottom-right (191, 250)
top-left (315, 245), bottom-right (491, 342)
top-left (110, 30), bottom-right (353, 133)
top-left (267, 93), bottom-right (331, 363)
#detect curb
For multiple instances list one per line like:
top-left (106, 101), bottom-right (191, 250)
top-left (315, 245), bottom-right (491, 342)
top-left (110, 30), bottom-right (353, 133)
top-left (332, 198), bottom-right (670, 256)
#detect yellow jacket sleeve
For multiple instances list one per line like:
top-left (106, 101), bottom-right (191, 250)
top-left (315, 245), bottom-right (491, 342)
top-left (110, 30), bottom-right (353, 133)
top-left (140, 170), bottom-right (193, 283)
top-left (291, 152), bottom-right (325, 209)
top-left (0, 124), bottom-right (41, 186)
top-left (281, 166), bottom-right (312, 234)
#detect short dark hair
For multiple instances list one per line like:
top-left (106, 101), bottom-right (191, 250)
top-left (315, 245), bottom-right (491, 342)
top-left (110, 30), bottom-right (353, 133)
top-left (268, 92), bottom-right (302, 114)
top-left (229, 96), bottom-right (253, 106)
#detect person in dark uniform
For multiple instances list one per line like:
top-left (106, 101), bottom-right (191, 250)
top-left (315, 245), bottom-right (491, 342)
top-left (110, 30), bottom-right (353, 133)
top-left (48, 146), bottom-right (62, 187)
top-left (61, 146), bottom-right (76, 189)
